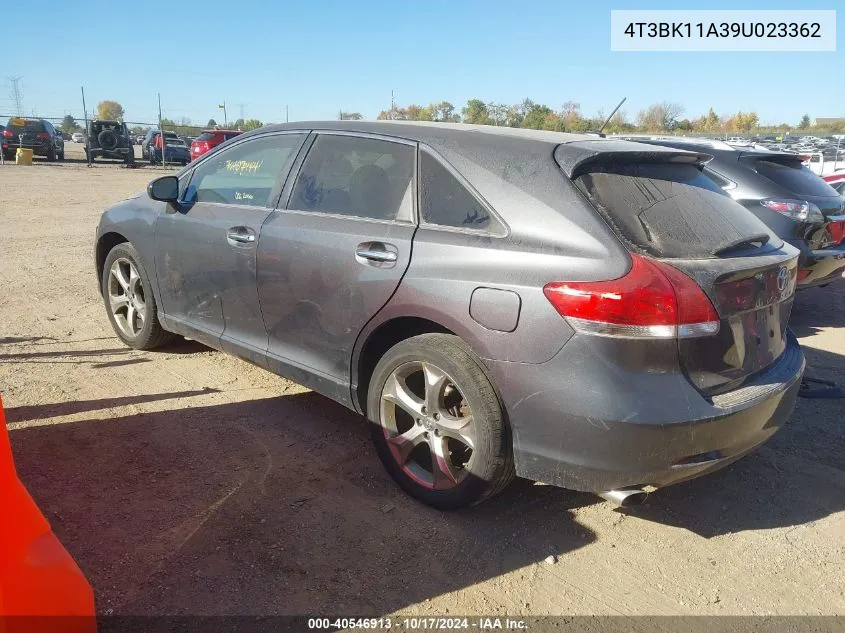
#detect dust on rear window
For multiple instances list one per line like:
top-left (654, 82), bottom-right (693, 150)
top-left (574, 162), bottom-right (779, 258)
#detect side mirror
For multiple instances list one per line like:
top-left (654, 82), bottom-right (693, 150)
top-left (148, 175), bottom-right (179, 203)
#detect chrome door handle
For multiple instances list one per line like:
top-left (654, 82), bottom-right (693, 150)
top-left (226, 228), bottom-right (256, 244)
top-left (356, 248), bottom-right (397, 263)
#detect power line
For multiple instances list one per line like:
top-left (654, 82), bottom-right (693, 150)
top-left (7, 76), bottom-right (23, 115)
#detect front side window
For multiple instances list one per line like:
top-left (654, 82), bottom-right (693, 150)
top-left (289, 134), bottom-right (414, 221)
top-left (184, 133), bottom-right (305, 208)
top-left (419, 150), bottom-right (493, 231)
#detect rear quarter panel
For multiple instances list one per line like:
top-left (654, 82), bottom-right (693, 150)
top-left (352, 141), bottom-right (631, 393)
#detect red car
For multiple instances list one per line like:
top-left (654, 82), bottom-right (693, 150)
top-left (190, 129), bottom-right (242, 161)
top-left (0, 396), bottom-right (96, 633)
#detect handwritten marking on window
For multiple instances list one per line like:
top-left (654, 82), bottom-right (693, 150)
top-left (225, 159), bottom-right (264, 175)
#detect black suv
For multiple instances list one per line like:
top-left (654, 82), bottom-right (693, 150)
top-left (623, 137), bottom-right (845, 288)
top-left (2, 117), bottom-right (64, 161)
top-left (86, 120), bottom-right (134, 164)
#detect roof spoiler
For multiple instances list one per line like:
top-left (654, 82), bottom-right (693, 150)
top-left (554, 140), bottom-right (713, 179)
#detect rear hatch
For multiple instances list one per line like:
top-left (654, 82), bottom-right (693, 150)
top-left (740, 153), bottom-right (845, 249)
top-left (556, 141), bottom-right (799, 396)
top-left (4, 117), bottom-right (46, 147)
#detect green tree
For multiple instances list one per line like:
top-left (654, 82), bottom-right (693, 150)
top-left (522, 103), bottom-right (553, 129)
top-left (206, 118), bottom-right (217, 127)
top-left (242, 119), bottom-right (263, 131)
top-left (462, 99), bottom-right (491, 125)
top-left (96, 100), bottom-right (125, 121)
top-left (487, 103), bottom-right (508, 126)
top-left (231, 118), bottom-right (246, 130)
top-left (60, 115), bottom-right (80, 133)
top-left (798, 114), bottom-right (811, 129)
top-left (432, 101), bottom-right (459, 122)
top-left (636, 102), bottom-right (684, 132)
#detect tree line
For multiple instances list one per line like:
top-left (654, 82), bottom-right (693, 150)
top-left (375, 99), bottom-right (842, 135)
top-left (53, 99), bottom-right (844, 137)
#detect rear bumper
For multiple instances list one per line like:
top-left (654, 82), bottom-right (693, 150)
top-left (2, 141), bottom-right (49, 155)
top-left (794, 241), bottom-right (845, 287)
top-left (486, 331), bottom-right (805, 493)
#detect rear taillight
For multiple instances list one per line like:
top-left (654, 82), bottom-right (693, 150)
top-left (2, 130), bottom-right (13, 137)
top-left (36, 132), bottom-right (50, 139)
top-left (761, 199), bottom-right (824, 223)
top-left (543, 254), bottom-right (720, 339)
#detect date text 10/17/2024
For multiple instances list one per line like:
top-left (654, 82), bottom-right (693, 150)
top-left (307, 617), bottom-right (528, 630)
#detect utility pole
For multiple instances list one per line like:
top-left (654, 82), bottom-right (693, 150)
top-left (390, 90), bottom-right (395, 120)
top-left (218, 101), bottom-right (227, 127)
top-left (158, 92), bottom-right (166, 166)
top-left (237, 103), bottom-right (246, 121)
top-left (8, 76), bottom-right (23, 115)
top-left (285, 105), bottom-right (289, 123)
top-left (81, 86), bottom-right (91, 167)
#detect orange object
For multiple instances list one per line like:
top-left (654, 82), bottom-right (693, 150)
top-left (0, 396), bottom-right (96, 633)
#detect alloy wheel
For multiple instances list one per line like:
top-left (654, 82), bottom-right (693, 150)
top-left (379, 361), bottom-right (475, 490)
top-left (107, 258), bottom-right (146, 339)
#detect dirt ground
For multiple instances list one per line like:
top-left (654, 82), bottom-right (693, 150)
top-left (1, 155), bottom-right (844, 618)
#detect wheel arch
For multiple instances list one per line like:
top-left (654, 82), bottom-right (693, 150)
top-left (354, 316), bottom-right (455, 417)
top-left (96, 232), bottom-right (129, 295)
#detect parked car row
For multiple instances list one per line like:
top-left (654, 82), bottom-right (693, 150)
top-left (2, 116), bottom-right (249, 167)
top-left (95, 121), bottom-right (833, 510)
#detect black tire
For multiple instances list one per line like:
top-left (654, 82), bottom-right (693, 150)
top-left (46, 146), bottom-right (56, 161)
top-left (101, 242), bottom-right (174, 350)
top-left (98, 129), bottom-right (118, 150)
top-left (58, 147), bottom-right (65, 160)
top-left (125, 149), bottom-right (135, 165)
top-left (367, 333), bottom-right (515, 510)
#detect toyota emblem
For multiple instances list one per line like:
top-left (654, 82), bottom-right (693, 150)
top-left (776, 266), bottom-right (790, 296)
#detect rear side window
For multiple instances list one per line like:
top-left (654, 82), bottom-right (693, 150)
top-left (289, 134), bottom-right (415, 221)
top-left (196, 132), bottom-right (215, 141)
top-left (419, 150), bottom-right (493, 230)
top-left (184, 133), bottom-right (306, 207)
top-left (575, 162), bottom-right (778, 258)
top-left (745, 158), bottom-right (839, 197)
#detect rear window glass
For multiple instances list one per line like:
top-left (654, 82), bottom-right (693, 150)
top-left (197, 132), bottom-right (215, 141)
top-left (5, 119), bottom-right (44, 133)
top-left (575, 163), bottom-right (779, 258)
top-left (745, 158), bottom-right (839, 198)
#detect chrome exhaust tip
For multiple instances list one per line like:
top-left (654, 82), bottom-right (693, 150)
top-left (598, 487), bottom-right (648, 507)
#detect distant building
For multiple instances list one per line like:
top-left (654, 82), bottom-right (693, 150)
top-left (814, 117), bottom-right (845, 127)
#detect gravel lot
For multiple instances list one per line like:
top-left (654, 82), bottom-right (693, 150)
top-left (1, 154), bottom-right (844, 618)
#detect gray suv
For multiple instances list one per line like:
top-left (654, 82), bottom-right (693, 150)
top-left (94, 122), bottom-right (805, 509)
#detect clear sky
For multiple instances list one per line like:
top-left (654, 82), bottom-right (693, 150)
top-left (2, 0), bottom-right (841, 126)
